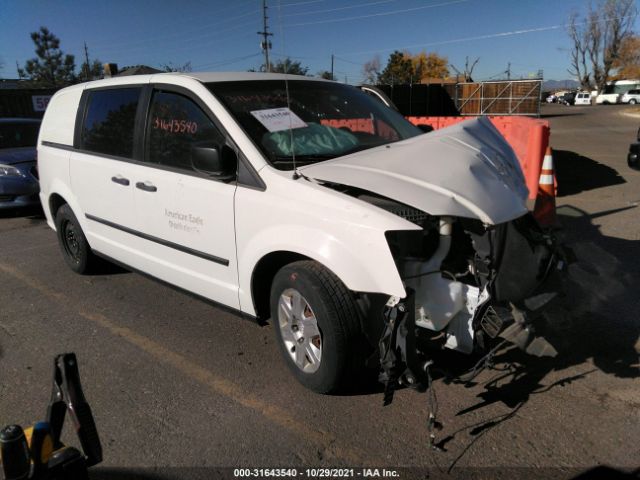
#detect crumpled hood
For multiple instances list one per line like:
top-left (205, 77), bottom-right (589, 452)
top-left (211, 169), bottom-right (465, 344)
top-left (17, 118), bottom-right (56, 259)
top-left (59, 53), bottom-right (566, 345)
top-left (0, 147), bottom-right (37, 166)
top-left (299, 117), bottom-right (529, 225)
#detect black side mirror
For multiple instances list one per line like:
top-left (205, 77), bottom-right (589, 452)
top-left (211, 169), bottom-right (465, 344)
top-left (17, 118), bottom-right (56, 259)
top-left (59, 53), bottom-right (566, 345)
top-left (191, 145), bottom-right (237, 178)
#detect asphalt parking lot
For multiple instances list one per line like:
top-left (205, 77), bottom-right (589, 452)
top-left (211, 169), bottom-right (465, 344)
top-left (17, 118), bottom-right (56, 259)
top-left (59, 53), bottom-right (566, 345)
top-left (1, 103), bottom-right (639, 479)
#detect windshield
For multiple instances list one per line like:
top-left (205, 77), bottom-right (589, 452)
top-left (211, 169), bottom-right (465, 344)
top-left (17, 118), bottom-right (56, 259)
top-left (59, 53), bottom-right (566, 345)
top-left (207, 80), bottom-right (422, 170)
top-left (0, 121), bottom-right (40, 149)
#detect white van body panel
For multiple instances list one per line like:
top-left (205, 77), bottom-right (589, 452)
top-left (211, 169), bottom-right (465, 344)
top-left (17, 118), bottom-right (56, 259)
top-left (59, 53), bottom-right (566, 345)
top-left (235, 167), bottom-right (420, 314)
top-left (38, 86), bottom-right (84, 146)
top-left (126, 164), bottom-right (239, 308)
top-left (595, 93), bottom-right (620, 104)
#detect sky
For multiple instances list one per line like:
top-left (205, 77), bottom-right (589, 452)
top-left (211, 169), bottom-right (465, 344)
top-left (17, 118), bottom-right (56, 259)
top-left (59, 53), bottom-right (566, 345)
top-left (1, 0), bottom-right (638, 84)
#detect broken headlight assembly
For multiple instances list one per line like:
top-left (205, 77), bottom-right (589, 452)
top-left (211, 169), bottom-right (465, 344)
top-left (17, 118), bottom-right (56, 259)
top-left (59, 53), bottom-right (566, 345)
top-left (380, 212), bottom-right (566, 403)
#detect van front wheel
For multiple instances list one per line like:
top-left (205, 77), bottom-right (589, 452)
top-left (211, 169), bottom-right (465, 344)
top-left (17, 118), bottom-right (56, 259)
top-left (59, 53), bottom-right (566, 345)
top-left (55, 204), bottom-right (97, 274)
top-left (270, 261), bottom-right (363, 394)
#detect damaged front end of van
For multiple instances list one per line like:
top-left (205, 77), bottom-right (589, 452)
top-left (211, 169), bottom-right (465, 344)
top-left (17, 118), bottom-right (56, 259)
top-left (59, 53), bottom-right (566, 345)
top-left (300, 117), bottom-right (566, 397)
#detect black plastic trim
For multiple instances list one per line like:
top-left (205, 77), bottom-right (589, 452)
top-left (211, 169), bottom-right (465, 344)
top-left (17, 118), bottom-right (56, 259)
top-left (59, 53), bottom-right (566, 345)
top-left (92, 249), bottom-right (259, 324)
top-left (74, 91), bottom-right (88, 149)
top-left (111, 176), bottom-right (130, 186)
top-left (135, 181), bottom-right (157, 192)
top-left (41, 140), bottom-right (75, 152)
top-left (85, 213), bottom-right (229, 266)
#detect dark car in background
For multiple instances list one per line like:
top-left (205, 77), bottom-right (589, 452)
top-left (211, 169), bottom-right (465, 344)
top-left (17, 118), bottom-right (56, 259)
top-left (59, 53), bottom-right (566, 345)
top-left (558, 91), bottom-right (577, 106)
top-left (0, 118), bottom-right (41, 210)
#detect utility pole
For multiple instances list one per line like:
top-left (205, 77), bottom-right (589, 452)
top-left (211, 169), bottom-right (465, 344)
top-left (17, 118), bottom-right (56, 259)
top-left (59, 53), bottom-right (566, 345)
top-left (257, 0), bottom-right (273, 72)
top-left (506, 62), bottom-right (511, 80)
top-left (83, 42), bottom-right (90, 81)
top-left (16, 61), bottom-right (21, 79)
top-left (330, 54), bottom-right (334, 81)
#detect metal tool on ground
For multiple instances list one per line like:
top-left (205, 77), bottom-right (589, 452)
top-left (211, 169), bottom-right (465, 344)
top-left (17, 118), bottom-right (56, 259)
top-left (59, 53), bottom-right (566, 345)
top-left (0, 353), bottom-right (102, 480)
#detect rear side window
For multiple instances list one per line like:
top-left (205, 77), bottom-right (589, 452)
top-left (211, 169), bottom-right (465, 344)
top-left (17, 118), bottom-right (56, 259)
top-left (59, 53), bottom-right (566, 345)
top-left (81, 88), bottom-right (141, 158)
top-left (145, 90), bottom-right (225, 170)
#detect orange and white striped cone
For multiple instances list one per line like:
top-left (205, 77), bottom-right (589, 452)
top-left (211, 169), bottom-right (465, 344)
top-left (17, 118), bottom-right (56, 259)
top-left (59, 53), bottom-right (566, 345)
top-left (533, 146), bottom-right (558, 227)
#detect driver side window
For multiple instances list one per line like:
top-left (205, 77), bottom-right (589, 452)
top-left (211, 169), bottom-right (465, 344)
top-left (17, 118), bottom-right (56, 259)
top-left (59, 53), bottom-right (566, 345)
top-left (146, 90), bottom-right (225, 171)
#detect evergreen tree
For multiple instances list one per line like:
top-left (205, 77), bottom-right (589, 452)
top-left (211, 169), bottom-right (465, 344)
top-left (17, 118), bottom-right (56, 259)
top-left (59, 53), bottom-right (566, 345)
top-left (18, 27), bottom-right (76, 87)
top-left (377, 51), bottom-right (414, 85)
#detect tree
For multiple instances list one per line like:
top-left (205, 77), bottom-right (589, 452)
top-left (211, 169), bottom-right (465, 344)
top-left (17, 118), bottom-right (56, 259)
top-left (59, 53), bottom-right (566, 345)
top-left (362, 55), bottom-right (381, 84)
top-left (377, 50), bottom-right (449, 85)
top-left (567, 0), bottom-right (637, 91)
top-left (378, 50), bottom-right (414, 85)
top-left (266, 58), bottom-right (309, 76)
top-left (79, 60), bottom-right (103, 82)
top-left (567, 12), bottom-right (592, 90)
top-left (18, 27), bottom-right (76, 87)
top-left (612, 35), bottom-right (640, 79)
top-left (410, 51), bottom-right (449, 81)
top-left (317, 70), bottom-right (334, 80)
top-left (161, 61), bottom-right (193, 73)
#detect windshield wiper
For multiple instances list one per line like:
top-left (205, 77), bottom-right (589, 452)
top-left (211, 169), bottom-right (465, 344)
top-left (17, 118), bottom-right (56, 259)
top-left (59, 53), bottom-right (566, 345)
top-left (271, 154), bottom-right (335, 165)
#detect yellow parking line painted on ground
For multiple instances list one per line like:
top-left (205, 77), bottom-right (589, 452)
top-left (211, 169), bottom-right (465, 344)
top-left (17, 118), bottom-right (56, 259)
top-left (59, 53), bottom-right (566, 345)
top-left (0, 261), bottom-right (366, 464)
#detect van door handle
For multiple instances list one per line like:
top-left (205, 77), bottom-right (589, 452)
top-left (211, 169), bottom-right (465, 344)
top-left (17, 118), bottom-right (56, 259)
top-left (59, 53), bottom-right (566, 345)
top-left (136, 181), bottom-right (157, 192)
top-left (111, 175), bottom-right (130, 186)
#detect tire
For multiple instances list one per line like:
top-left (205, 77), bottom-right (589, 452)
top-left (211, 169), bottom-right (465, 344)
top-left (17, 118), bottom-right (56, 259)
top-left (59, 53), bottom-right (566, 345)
top-left (630, 99), bottom-right (637, 105)
top-left (54, 204), bottom-right (97, 274)
top-left (270, 260), bottom-right (364, 394)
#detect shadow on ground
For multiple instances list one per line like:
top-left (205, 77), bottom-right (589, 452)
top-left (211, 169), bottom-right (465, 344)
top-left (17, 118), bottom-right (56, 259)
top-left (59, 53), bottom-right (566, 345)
top-left (0, 205), bottom-right (45, 220)
top-left (540, 112), bottom-right (584, 119)
top-left (554, 150), bottom-right (626, 196)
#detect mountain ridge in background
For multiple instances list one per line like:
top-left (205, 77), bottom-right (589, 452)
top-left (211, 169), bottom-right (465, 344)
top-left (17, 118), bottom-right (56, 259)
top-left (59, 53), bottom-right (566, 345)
top-left (543, 79), bottom-right (580, 91)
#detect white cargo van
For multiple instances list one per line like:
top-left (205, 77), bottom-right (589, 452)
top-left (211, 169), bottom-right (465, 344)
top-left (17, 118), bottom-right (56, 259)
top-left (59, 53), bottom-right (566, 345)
top-left (37, 72), bottom-right (561, 393)
top-left (574, 92), bottom-right (592, 105)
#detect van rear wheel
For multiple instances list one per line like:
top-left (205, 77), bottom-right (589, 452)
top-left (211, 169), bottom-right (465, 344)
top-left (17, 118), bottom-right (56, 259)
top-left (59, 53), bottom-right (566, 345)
top-left (55, 204), bottom-right (97, 274)
top-left (270, 260), bottom-right (364, 394)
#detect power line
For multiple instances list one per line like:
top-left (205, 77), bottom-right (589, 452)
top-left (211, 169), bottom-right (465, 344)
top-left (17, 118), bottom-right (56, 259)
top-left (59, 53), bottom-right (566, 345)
top-left (88, 3), bottom-right (259, 51)
top-left (279, 0), bottom-right (325, 7)
top-left (192, 52), bottom-right (262, 70)
top-left (285, 0), bottom-right (470, 27)
top-left (281, 0), bottom-right (398, 18)
top-left (95, 22), bottom-right (258, 58)
top-left (333, 55), bottom-right (366, 66)
top-left (337, 14), bottom-right (637, 57)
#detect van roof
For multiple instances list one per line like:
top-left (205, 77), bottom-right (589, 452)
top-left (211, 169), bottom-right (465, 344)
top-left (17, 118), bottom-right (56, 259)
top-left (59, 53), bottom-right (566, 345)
top-left (80, 71), bottom-right (332, 90)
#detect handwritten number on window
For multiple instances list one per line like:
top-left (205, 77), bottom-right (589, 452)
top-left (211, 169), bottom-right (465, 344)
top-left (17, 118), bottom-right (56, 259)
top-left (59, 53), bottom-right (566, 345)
top-left (153, 117), bottom-right (198, 135)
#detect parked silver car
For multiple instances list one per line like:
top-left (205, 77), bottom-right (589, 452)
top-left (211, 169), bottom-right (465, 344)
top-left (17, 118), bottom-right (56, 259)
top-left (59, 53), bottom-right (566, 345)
top-left (620, 89), bottom-right (640, 104)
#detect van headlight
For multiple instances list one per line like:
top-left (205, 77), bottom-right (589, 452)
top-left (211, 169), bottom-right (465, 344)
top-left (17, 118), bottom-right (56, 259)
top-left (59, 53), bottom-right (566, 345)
top-left (0, 164), bottom-right (24, 177)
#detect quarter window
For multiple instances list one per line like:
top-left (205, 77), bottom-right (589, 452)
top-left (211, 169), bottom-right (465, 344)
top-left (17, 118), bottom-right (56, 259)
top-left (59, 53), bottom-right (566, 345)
top-left (146, 90), bottom-right (225, 171)
top-left (82, 88), bottom-right (141, 158)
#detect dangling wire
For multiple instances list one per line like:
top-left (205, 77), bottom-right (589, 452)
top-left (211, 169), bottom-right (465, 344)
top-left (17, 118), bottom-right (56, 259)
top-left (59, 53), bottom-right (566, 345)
top-left (424, 360), bottom-right (443, 451)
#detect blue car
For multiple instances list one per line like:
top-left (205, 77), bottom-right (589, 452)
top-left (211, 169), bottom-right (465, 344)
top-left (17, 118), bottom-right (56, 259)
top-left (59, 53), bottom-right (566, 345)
top-left (0, 118), bottom-right (41, 210)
